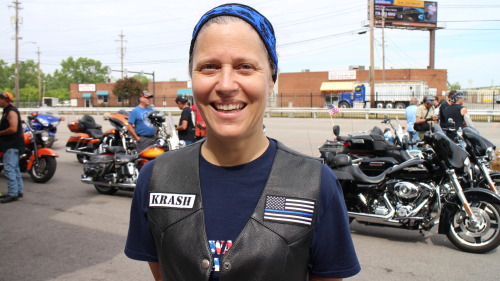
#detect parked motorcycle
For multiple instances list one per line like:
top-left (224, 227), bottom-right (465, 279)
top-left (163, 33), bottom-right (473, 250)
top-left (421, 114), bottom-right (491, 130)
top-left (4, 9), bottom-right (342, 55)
top-left (81, 111), bottom-right (184, 195)
top-left (326, 125), bottom-right (500, 253)
top-left (0, 120), bottom-right (58, 183)
top-left (26, 111), bottom-right (65, 148)
top-left (66, 112), bottom-right (132, 163)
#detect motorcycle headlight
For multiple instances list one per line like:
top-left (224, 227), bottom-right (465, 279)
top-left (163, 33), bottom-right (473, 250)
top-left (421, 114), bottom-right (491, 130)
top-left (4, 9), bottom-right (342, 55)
top-left (463, 157), bottom-right (472, 176)
top-left (39, 118), bottom-right (49, 127)
top-left (486, 147), bottom-right (496, 162)
top-left (41, 131), bottom-right (50, 142)
top-left (156, 138), bottom-right (166, 147)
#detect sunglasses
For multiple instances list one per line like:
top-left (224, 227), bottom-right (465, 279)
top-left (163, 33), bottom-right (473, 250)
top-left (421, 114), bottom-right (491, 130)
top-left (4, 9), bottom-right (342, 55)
top-left (142, 96), bottom-right (153, 99)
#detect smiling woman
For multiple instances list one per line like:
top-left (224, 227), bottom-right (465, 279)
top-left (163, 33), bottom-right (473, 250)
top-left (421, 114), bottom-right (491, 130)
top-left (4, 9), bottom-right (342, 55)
top-left (125, 4), bottom-right (360, 281)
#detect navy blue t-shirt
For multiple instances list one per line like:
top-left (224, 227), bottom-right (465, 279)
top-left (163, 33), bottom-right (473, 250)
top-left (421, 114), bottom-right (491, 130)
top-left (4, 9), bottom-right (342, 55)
top-left (125, 140), bottom-right (360, 279)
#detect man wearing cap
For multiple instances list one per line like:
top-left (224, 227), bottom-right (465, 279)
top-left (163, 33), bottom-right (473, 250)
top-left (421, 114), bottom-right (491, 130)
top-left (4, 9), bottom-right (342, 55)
top-left (0, 92), bottom-right (24, 203)
top-left (127, 90), bottom-right (157, 153)
top-left (443, 92), bottom-right (469, 130)
top-left (415, 96), bottom-right (438, 139)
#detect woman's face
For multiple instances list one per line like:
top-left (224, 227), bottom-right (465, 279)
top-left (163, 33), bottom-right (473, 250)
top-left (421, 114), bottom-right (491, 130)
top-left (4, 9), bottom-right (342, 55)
top-left (191, 20), bottom-right (274, 142)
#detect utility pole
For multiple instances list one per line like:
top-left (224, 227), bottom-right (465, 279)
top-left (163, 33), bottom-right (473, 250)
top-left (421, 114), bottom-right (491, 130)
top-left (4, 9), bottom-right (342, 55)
top-left (116, 31), bottom-right (126, 79)
top-left (369, 0), bottom-right (375, 108)
top-left (10, 0), bottom-right (22, 104)
top-left (37, 46), bottom-right (42, 106)
top-left (381, 6), bottom-right (386, 81)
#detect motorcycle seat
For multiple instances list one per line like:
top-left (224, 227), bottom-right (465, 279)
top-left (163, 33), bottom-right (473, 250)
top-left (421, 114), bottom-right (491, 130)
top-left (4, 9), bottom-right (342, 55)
top-left (87, 129), bottom-right (104, 139)
top-left (115, 153), bottom-right (139, 163)
top-left (106, 146), bottom-right (126, 154)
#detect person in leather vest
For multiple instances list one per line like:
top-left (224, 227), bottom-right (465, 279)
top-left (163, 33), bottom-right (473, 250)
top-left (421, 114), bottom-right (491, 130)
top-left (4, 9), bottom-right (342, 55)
top-left (0, 92), bottom-right (24, 203)
top-left (443, 92), bottom-right (469, 130)
top-left (125, 4), bottom-right (360, 281)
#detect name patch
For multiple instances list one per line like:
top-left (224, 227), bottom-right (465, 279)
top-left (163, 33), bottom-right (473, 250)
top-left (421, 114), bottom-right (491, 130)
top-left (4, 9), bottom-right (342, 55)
top-left (149, 193), bottom-right (196, 208)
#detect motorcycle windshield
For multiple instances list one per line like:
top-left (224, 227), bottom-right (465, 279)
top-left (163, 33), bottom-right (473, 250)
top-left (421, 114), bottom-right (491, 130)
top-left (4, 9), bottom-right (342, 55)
top-left (463, 127), bottom-right (496, 155)
top-left (432, 132), bottom-right (469, 170)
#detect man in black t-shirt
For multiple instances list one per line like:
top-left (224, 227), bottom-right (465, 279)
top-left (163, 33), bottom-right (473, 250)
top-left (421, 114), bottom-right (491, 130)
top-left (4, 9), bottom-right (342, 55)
top-left (175, 96), bottom-right (195, 145)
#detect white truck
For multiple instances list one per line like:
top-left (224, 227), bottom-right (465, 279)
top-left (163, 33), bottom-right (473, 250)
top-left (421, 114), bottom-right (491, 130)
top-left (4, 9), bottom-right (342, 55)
top-left (338, 80), bottom-right (429, 109)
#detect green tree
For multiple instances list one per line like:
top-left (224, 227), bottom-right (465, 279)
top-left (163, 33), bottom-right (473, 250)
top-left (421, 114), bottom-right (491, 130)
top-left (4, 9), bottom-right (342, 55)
top-left (0, 59), bottom-right (13, 90)
top-left (113, 77), bottom-right (144, 106)
top-left (448, 81), bottom-right (461, 91)
top-left (59, 57), bottom-right (110, 84)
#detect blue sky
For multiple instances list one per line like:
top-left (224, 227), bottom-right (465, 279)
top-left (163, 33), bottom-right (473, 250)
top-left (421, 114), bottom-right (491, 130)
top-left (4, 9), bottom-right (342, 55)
top-left (0, 0), bottom-right (499, 89)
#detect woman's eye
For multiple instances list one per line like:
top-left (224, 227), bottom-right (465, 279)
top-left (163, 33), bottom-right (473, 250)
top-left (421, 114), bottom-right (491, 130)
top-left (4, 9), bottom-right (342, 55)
top-left (239, 64), bottom-right (253, 70)
top-left (237, 64), bottom-right (255, 73)
top-left (198, 64), bottom-right (218, 73)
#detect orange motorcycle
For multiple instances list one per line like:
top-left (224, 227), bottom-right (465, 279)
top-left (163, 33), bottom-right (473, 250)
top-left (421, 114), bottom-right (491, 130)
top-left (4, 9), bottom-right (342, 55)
top-left (0, 120), bottom-right (58, 183)
top-left (81, 111), bottom-right (184, 195)
top-left (66, 111), bottom-right (133, 163)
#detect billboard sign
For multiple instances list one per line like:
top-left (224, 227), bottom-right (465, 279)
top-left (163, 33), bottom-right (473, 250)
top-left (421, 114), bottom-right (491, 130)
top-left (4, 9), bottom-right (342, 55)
top-left (372, 0), bottom-right (437, 29)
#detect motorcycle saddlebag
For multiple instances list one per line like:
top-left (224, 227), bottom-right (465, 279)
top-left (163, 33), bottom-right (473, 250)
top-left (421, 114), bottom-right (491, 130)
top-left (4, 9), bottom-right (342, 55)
top-left (83, 155), bottom-right (114, 178)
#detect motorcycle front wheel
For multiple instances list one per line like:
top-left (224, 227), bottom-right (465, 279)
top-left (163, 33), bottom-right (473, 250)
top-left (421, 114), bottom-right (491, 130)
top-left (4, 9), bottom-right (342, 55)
top-left (29, 156), bottom-right (57, 183)
top-left (94, 184), bottom-right (118, 195)
top-left (446, 200), bottom-right (500, 253)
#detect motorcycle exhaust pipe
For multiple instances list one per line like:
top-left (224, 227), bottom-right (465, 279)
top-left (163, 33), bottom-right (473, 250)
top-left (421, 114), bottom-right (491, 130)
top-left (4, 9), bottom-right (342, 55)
top-left (349, 194), bottom-right (402, 226)
top-left (81, 177), bottom-right (136, 188)
top-left (66, 148), bottom-right (96, 156)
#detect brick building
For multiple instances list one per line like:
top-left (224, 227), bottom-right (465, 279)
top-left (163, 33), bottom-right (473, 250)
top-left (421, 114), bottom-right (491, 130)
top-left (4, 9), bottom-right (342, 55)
top-left (69, 81), bottom-right (190, 108)
top-left (276, 68), bottom-right (447, 107)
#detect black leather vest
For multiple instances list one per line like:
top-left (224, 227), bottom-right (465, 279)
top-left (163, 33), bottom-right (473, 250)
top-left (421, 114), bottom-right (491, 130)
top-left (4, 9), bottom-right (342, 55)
top-left (0, 104), bottom-right (24, 152)
top-left (148, 140), bottom-right (322, 281)
top-left (443, 104), bottom-right (465, 129)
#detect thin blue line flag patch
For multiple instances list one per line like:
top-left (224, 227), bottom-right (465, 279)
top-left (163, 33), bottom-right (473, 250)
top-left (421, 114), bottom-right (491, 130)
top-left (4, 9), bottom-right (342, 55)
top-left (264, 195), bottom-right (315, 226)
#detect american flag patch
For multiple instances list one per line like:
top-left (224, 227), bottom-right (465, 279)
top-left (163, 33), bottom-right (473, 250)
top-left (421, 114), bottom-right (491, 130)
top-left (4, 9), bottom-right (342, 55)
top-left (264, 195), bottom-right (315, 226)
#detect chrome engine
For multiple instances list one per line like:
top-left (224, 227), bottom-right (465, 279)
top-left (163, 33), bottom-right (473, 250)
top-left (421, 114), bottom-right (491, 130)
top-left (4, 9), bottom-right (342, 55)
top-left (394, 182), bottom-right (421, 199)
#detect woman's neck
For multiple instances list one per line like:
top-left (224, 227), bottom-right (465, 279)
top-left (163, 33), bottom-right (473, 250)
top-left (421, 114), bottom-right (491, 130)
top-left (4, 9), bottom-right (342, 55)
top-left (201, 133), bottom-right (269, 167)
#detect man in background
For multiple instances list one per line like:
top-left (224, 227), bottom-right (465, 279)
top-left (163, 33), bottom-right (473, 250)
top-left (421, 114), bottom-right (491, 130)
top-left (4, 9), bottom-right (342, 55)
top-left (405, 97), bottom-right (419, 149)
top-left (0, 92), bottom-right (24, 203)
top-left (127, 91), bottom-right (156, 152)
top-left (443, 91), bottom-right (471, 130)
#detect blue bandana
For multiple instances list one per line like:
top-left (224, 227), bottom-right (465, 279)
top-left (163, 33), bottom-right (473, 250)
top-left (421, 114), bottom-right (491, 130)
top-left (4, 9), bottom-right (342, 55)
top-left (189, 3), bottom-right (278, 81)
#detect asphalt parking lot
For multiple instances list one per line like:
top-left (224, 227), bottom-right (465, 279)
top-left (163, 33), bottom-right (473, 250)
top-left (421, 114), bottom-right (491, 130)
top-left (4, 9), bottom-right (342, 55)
top-left (1, 115), bottom-right (499, 281)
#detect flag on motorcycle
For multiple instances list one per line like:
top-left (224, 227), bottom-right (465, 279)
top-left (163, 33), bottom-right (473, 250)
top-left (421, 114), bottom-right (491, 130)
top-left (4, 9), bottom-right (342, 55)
top-left (327, 104), bottom-right (341, 116)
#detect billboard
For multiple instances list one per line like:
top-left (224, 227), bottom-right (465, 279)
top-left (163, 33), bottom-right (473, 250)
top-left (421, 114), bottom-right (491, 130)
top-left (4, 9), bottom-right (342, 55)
top-left (372, 0), bottom-right (438, 29)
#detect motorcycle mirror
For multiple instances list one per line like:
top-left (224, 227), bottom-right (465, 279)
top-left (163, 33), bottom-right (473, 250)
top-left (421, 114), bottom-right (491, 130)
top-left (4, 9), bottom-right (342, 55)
top-left (333, 125), bottom-right (340, 137)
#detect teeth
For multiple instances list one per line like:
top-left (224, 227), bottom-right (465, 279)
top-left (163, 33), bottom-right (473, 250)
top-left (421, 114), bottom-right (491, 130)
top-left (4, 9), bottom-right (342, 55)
top-left (216, 104), bottom-right (243, 111)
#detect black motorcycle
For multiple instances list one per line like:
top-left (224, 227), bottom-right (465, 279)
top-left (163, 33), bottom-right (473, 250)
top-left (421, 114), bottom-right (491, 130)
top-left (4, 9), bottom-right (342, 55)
top-left (326, 125), bottom-right (500, 253)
